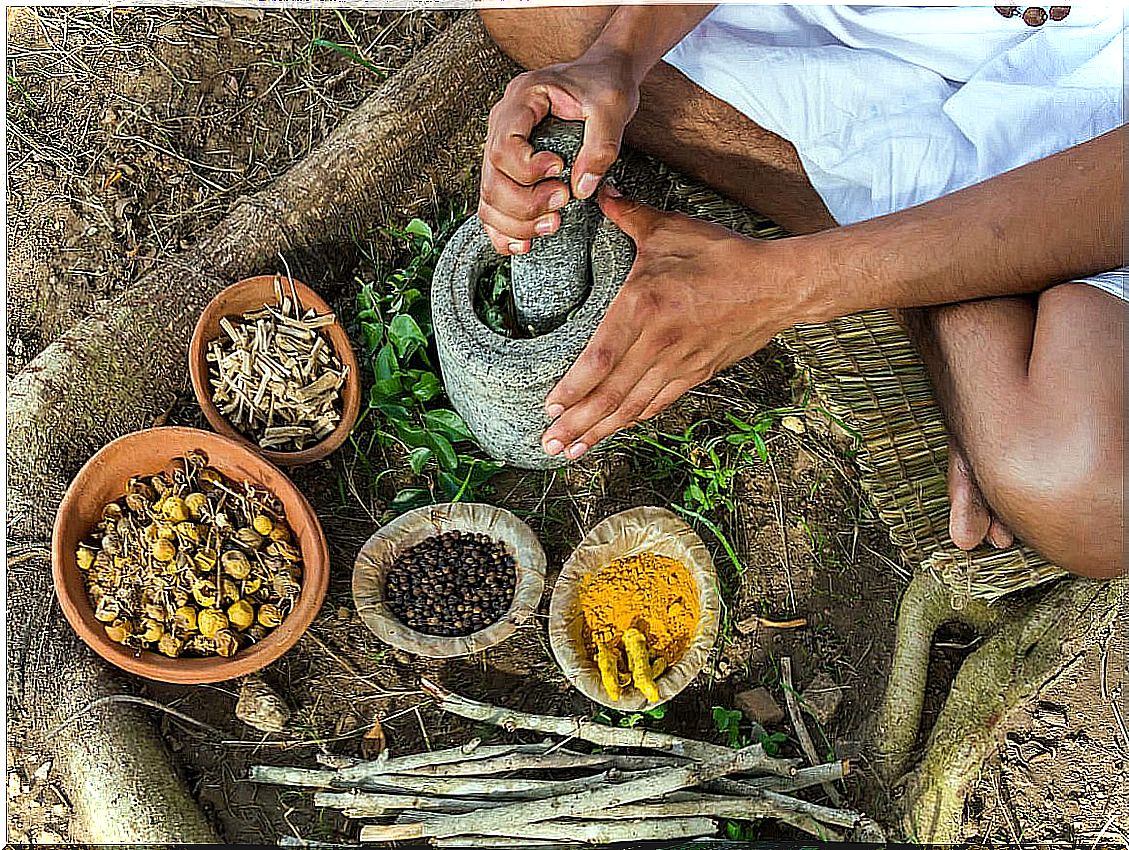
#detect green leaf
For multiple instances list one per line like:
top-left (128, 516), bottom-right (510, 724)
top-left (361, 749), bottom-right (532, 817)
top-left (422, 409), bottom-right (475, 444)
top-left (409, 370), bottom-right (442, 402)
top-left (752, 432), bottom-right (769, 463)
top-left (361, 322), bottom-right (383, 354)
top-left (374, 343), bottom-right (400, 382)
top-left (683, 481), bottom-right (705, 508)
top-left (389, 314), bottom-right (428, 361)
top-left (370, 380), bottom-right (402, 405)
top-left (426, 431), bottom-right (458, 472)
top-left (374, 402), bottom-right (411, 423)
top-left (389, 488), bottom-right (430, 514)
top-left (644, 705), bottom-right (667, 720)
top-left (403, 218), bottom-right (433, 241)
top-left (409, 446), bottom-right (432, 475)
top-left (393, 419), bottom-right (429, 449)
top-left (438, 471), bottom-right (463, 500)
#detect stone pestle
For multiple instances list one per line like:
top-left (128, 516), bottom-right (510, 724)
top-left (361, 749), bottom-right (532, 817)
top-left (511, 118), bottom-right (602, 334)
top-left (432, 119), bottom-right (635, 470)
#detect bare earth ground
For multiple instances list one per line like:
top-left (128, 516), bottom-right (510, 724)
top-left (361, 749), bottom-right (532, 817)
top-left (6, 7), bottom-right (1127, 845)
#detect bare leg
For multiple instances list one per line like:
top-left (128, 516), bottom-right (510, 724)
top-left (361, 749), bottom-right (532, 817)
top-left (479, 8), bottom-right (837, 234)
top-left (901, 285), bottom-right (1125, 579)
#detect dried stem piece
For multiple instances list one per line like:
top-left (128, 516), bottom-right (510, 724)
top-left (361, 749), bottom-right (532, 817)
top-left (781, 657), bottom-right (842, 805)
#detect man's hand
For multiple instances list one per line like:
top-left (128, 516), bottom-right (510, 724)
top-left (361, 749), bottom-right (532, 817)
top-left (541, 185), bottom-right (807, 460)
top-left (480, 54), bottom-right (641, 257)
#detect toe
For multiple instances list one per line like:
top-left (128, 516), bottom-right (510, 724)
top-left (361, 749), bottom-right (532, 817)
top-left (986, 517), bottom-right (1015, 549)
top-left (948, 443), bottom-right (991, 550)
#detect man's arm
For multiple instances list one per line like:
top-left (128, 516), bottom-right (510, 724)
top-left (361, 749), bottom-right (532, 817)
top-left (794, 127), bottom-right (1125, 321)
top-left (541, 127), bottom-right (1125, 459)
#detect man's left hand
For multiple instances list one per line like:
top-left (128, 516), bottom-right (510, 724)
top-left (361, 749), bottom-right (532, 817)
top-left (541, 184), bottom-right (807, 460)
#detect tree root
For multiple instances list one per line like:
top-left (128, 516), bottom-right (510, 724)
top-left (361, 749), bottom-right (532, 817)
top-left (5, 14), bottom-right (512, 842)
top-left (873, 571), bottom-right (1124, 841)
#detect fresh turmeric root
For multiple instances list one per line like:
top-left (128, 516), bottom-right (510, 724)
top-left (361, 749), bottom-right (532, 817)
top-left (595, 640), bottom-right (623, 701)
top-left (623, 628), bottom-right (661, 702)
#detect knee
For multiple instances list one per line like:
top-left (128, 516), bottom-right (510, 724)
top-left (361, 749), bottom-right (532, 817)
top-left (978, 423), bottom-right (1124, 579)
top-left (478, 9), bottom-right (608, 69)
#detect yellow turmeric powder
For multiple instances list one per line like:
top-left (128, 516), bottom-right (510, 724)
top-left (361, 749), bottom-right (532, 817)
top-left (579, 552), bottom-right (699, 701)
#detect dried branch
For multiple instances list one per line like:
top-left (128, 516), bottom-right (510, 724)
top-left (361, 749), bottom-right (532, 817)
top-left (422, 817), bottom-right (715, 846)
top-left (358, 742), bottom-right (775, 842)
top-left (781, 657), bottom-right (842, 805)
top-left (422, 678), bottom-right (746, 765)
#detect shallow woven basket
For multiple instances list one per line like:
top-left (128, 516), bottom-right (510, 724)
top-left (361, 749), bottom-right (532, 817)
top-left (353, 502), bottom-right (546, 658)
top-left (548, 505), bottom-right (721, 711)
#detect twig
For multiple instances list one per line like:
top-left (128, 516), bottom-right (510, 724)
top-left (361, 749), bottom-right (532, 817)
top-left (422, 678), bottom-right (745, 765)
top-left (43, 694), bottom-right (225, 741)
top-left (337, 742), bottom-right (554, 781)
top-left (780, 657), bottom-right (842, 806)
top-left (708, 759), bottom-right (849, 795)
top-left (421, 817), bottom-right (715, 845)
top-left (358, 742), bottom-right (777, 842)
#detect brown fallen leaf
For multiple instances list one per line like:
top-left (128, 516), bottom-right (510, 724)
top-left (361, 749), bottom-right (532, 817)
top-left (361, 717), bottom-right (387, 760)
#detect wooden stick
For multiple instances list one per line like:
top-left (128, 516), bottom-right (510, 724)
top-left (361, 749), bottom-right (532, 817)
top-left (780, 657), bottom-right (842, 806)
top-left (433, 839), bottom-right (578, 850)
top-left (709, 759), bottom-right (849, 795)
top-left (423, 679), bottom-right (753, 766)
top-left (336, 741), bottom-right (553, 783)
top-left (402, 750), bottom-right (685, 777)
top-left (248, 766), bottom-right (335, 788)
top-left (316, 791), bottom-right (490, 818)
top-left (423, 817), bottom-right (716, 846)
top-left (358, 742), bottom-right (775, 842)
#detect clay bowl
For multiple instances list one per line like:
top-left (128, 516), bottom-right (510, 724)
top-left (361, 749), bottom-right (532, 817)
top-left (52, 426), bottom-right (329, 684)
top-left (189, 275), bottom-right (361, 467)
top-left (548, 506), bottom-right (721, 710)
top-left (353, 503), bottom-right (546, 658)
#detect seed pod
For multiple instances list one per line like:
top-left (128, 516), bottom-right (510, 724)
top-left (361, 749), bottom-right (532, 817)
top-left (105, 619), bottom-right (133, 644)
top-left (257, 604), bottom-right (283, 628)
top-left (269, 525), bottom-right (291, 543)
top-left (93, 550), bottom-right (113, 571)
top-left (102, 503), bottom-right (124, 523)
top-left (185, 492), bottom-right (209, 519)
top-left (172, 605), bottom-right (198, 632)
top-left (272, 574), bottom-right (300, 599)
top-left (221, 550), bottom-right (252, 580)
top-left (162, 496), bottom-right (190, 523)
top-left (267, 540), bottom-right (301, 562)
top-left (192, 579), bottom-right (219, 608)
top-left (143, 601), bottom-right (167, 621)
top-left (243, 575), bottom-right (263, 595)
top-left (234, 527), bottom-right (265, 550)
top-left (198, 608), bottom-right (229, 639)
top-left (252, 514), bottom-right (274, 536)
top-left (213, 629), bottom-right (239, 658)
top-left (151, 538), bottom-right (177, 563)
top-left (140, 618), bottom-right (165, 643)
top-left (186, 635), bottom-right (215, 655)
top-left (221, 578), bottom-right (240, 604)
top-left (76, 546), bottom-right (96, 571)
top-left (156, 524), bottom-right (177, 541)
top-left (95, 596), bottom-right (121, 623)
top-left (175, 521), bottom-right (201, 544)
top-left (88, 584), bottom-right (107, 604)
top-left (199, 468), bottom-right (223, 488)
top-left (158, 633), bottom-right (186, 657)
top-left (245, 624), bottom-right (269, 643)
top-left (150, 473), bottom-right (172, 496)
top-left (227, 599), bottom-right (255, 630)
top-left (125, 492), bottom-right (151, 515)
top-left (171, 588), bottom-right (190, 609)
top-left (194, 548), bottom-right (218, 573)
top-left (101, 534), bottom-right (122, 556)
top-left (143, 523), bottom-right (160, 544)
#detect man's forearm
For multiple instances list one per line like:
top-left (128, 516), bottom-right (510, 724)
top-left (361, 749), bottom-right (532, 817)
top-left (584, 6), bottom-right (714, 84)
top-left (786, 127), bottom-right (1125, 323)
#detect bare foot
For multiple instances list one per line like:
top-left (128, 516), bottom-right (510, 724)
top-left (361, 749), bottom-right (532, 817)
top-left (947, 439), bottom-right (1015, 550)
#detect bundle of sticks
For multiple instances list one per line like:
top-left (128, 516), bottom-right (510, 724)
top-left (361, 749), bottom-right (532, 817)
top-left (249, 681), bottom-right (882, 847)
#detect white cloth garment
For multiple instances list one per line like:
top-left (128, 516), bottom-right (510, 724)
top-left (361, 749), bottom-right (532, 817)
top-left (664, 5), bottom-right (1127, 300)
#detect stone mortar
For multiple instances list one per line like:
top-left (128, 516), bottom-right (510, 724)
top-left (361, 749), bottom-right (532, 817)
top-left (432, 217), bottom-right (634, 470)
top-left (433, 118), bottom-right (634, 470)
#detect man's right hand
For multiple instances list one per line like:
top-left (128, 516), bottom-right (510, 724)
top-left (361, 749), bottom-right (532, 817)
top-left (479, 52), bottom-right (641, 256)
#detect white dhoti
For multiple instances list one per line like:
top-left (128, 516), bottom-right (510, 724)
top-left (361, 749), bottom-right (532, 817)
top-left (663, 5), bottom-right (1127, 300)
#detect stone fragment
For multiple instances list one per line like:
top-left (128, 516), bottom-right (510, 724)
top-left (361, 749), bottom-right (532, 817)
top-left (235, 675), bottom-right (291, 733)
top-left (735, 687), bottom-right (785, 725)
top-left (801, 672), bottom-right (844, 726)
